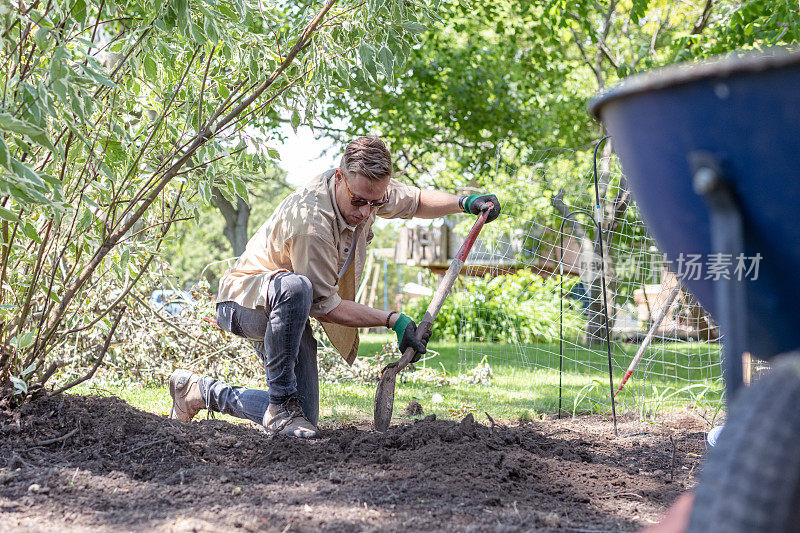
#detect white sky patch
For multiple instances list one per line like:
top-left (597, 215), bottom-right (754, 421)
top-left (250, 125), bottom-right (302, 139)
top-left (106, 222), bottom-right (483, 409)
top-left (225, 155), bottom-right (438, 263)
top-left (275, 124), bottom-right (340, 186)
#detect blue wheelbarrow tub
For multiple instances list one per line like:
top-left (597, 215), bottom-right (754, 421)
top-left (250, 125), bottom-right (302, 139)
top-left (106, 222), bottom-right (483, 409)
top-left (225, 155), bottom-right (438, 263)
top-left (591, 49), bottom-right (800, 360)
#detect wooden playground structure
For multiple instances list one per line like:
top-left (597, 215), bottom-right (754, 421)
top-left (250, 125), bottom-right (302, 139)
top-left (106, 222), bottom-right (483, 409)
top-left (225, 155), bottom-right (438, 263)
top-left (385, 219), bottom-right (719, 342)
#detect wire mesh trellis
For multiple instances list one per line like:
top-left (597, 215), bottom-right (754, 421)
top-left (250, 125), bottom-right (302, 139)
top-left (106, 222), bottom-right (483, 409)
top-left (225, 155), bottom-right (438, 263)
top-left (456, 143), bottom-right (724, 420)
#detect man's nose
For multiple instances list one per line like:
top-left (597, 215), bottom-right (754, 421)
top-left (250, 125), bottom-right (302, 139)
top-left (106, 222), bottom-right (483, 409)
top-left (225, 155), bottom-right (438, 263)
top-left (359, 204), bottom-right (371, 217)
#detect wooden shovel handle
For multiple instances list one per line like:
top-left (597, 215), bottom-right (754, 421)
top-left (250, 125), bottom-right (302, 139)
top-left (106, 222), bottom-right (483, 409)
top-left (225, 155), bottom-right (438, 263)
top-left (395, 206), bottom-right (492, 372)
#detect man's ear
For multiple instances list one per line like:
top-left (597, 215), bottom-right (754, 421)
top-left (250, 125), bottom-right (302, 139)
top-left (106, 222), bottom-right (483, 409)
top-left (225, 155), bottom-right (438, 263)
top-left (334, 169), bottom-right (342, 183)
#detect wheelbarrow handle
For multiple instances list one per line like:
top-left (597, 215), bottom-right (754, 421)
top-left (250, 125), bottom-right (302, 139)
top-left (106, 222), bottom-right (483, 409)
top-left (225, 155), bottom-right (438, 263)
top-left (395, 205), bottom-right (492, 372)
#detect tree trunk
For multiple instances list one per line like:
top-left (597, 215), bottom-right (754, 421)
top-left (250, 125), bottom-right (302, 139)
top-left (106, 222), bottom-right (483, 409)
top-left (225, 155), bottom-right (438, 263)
top-left (581, 143), bottom-right (621, 345)
top-left (580, 234), bottom-right (617, 346)
top-left (550, 146), bottom-right (630, 346)
top-left (211, 187), bottom-right (250, 256)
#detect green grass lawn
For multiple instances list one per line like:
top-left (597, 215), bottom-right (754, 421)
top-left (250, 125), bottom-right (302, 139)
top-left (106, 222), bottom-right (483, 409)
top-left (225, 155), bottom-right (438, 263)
top-left (74, 334), bottom-right (723, 425)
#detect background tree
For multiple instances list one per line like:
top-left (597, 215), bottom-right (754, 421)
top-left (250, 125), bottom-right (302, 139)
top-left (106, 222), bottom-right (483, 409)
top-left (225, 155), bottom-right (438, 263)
top-left (163, 162), bottom-right (289, 290)
top-left (207, 155), bottom-right (289, 257)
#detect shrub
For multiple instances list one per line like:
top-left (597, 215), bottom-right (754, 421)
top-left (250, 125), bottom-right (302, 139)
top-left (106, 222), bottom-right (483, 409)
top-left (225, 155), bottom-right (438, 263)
top-left (404, 270), bottom-right (585, 344)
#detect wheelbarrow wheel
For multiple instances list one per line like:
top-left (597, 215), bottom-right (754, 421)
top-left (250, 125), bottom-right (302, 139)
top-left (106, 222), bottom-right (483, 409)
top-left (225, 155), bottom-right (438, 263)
top-left (689, 353), bottom-right (800, 532)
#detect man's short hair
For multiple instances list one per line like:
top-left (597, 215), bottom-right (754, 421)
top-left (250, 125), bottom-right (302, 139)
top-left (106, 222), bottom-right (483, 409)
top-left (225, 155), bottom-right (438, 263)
top-left (340, 136), bottom-right (392, 181)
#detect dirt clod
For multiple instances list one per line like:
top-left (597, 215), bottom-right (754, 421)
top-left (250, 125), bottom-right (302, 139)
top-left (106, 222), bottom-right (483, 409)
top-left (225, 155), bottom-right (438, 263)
top-left (402, 401), bottom-right (424, 416)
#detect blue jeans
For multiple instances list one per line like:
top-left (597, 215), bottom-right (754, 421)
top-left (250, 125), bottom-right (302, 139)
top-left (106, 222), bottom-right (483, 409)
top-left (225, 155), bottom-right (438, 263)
top-left (199, 272), bottom-right (319, 426)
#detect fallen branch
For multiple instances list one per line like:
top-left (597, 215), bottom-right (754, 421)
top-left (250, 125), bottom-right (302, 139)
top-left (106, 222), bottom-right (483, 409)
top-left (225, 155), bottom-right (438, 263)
top-left (48, 306), bottom-right (127, 396)
top-left (485, 411), bottom-right (497, 433)
top-left (669, 435), bottom-right (676, 482)
top-left (34, 426), bottom-right (79, 446)
top-left (130, 292), bottom-right (214, 349)
top-left (123, 436), bottom-right (172, 455)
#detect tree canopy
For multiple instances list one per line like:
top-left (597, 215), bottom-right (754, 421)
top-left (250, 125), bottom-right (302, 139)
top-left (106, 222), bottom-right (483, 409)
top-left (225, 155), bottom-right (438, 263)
top-left (323, 0), bottom-right (799, 191)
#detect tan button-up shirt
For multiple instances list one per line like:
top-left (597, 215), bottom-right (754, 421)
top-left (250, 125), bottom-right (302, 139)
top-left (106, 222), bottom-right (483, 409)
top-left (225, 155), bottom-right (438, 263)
top-left (217, 170), bottom-right (421, 363)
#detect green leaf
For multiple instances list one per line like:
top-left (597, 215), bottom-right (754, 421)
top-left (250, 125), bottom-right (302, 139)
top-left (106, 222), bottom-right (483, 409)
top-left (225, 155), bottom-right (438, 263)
top-left (0, 136), bottom-right (10, 170)
top-left (400, 22), bottom-right (429, 34)
top-left (290, 109), bottom-right (300, 132)
top-left (72, 0), bottom-right (87, 24)
top-left (77, 208), bottom-right (92, 230)
top-left (34, 27), bottom-right (54, 53)
top-left (10, 376), bottom-right (27, 396)
top-left (358, 43), bottom-right (374, 65)
top-left (218, 183), bottom-right (235, 202)
top-left (120, 248), bottom-right (130, 273)
top-left (11, 159), bottom-right (47, 191)
top-left (190, 22), bottom-right (205, 43)
top-left (144, 55), bottom-right (157, 80)
top-left (334, 58), bottom-right (350, 83)
top-left (82, 62), bottom-right (116, 88)
top-left (217, 3), bottom-right (236, 20)
top-left (378, 46), bottom-right (394, 79)
top-left (23, 222), bottom-right (42, 243)
top-left (198, 178), bottom-right (211, 203)
top-left (231, 176), bottom-right (249, 203)
top-left (52, 79), bottom-right (68, 102)
top-left (49, 46), bottom-right (69, 84)
top-left (630, 0), bottom-right (649, 24)
top-left (29, 130), bottom-right (56, 153)
top-left (266, 147), bottom-right (279, 159)
top-left (46, 290), bottom-right (61, 303)
top-left (11, 331), bottom-right (35, 350)
top-left (175, 0), bottom-right (189, 32)
top-left (0, 206), bottom-right (20, 223)
top-left (249, 55), bottom-right (259, 81)
top-left (204, 16), bottom-right (218, 42)
top-left (231, 0), bottom-right (244, 16)
top-left (358, 44), bottom-right (378, 80)
top-left (0, 114), bottom-right (44, 137)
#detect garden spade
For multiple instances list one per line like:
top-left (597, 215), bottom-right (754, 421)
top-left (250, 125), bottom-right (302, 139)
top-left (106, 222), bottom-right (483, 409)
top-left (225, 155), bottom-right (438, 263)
top-left (374, 205), bottom-right (492, 432)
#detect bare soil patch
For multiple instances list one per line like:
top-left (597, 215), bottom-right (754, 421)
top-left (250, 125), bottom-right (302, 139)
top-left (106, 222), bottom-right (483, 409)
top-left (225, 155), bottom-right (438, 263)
top-left (0, 394), bottom-right (707, 532)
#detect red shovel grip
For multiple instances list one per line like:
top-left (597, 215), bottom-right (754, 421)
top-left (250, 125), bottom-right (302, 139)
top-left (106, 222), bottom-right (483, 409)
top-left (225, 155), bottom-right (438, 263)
top-left (456, 205), bottom-right (491, 261)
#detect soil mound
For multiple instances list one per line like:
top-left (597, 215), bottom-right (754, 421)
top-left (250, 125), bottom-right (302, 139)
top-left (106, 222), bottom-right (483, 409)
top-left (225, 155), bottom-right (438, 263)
top-left (0, 393), bottom-right (706, 531)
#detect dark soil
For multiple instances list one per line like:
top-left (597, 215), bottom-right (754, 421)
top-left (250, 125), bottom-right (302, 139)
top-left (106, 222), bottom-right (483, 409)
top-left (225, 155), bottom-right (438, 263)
top-left (0, 394), bottom-right (708, 532)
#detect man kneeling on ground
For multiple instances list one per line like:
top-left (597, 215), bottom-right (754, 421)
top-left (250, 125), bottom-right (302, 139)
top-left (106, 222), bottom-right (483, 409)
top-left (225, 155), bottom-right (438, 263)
top-left (168, 136), bottom-right (501, 438)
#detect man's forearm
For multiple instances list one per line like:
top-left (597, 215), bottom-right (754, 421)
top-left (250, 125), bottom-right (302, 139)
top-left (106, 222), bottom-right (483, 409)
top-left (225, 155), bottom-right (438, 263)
top-left (315, 299), bottom-right (399, 329)
top-left (415, 190), bottom-right (462, 219)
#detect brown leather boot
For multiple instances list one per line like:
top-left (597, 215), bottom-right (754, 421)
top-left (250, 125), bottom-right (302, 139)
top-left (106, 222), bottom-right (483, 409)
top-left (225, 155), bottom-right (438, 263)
top-left (263, 395), bottom-right (319, 439)
top-left (169, 369), bottom-right (205, 422)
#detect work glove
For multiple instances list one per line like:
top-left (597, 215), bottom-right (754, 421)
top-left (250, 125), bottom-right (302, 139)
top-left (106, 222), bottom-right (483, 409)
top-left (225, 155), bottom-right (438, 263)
top-left (391, 313), bottom-right (430, 362)
top-left (461, 194), bottom-right (501, 223)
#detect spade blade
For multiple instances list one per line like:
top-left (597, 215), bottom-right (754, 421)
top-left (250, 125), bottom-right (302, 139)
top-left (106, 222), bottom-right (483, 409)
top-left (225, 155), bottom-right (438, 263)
top-left (374, 362), bottom-right (399, 432)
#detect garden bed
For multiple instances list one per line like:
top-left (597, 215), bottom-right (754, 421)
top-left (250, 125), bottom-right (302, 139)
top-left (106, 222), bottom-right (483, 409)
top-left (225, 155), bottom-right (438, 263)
top-left (0, 393), bottom-right (707, 531)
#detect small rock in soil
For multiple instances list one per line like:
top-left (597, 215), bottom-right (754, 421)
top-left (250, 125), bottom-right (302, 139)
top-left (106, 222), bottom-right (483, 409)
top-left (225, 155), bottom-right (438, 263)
top-left (27, 483), bottom-right (49, 494)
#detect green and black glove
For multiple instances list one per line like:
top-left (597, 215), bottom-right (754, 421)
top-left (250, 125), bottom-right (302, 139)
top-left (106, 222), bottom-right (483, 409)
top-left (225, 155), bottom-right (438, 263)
top-left (391, 313), bottom-right (430, 362)
top-left (460, 193), bottom-right (501, 223)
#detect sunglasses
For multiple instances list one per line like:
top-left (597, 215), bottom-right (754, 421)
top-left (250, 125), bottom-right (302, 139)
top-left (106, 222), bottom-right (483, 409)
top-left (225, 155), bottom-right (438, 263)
top-left (338, 169), bottom-right (389, 208)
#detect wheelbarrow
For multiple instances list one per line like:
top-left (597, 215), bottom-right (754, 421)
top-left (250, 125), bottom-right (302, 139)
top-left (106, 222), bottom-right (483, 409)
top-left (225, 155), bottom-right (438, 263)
top-left (591, 49), bottom-right (800, 532)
